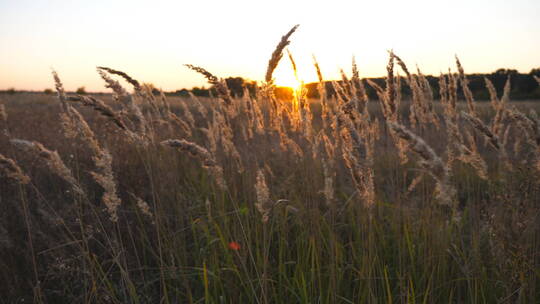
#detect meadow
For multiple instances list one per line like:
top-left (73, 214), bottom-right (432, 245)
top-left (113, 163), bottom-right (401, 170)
top-left (1, 26), bottom-right (539, 303)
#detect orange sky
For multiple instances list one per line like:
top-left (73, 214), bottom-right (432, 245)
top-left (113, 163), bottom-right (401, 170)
top-left (1, 0), bottom-right (539, 92)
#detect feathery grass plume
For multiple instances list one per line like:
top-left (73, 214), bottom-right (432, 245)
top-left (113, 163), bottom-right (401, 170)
top-left (314, 132), bottom-right (336, 206)
top-left (395, 52), bottom-right (435, 128)
top-left (90, 150), bottom-right (122, 222)
top-left (385, 52), bottom-right (398, 118)
top-left (10, 139), bottom-right (83, 195)
top-left (366, 55), bottom-right (398, 123)
top-left (240, 86), bottom-right (255, 137)
top-left (0, 103), bottom-right (6, 125)
top-left (461, 111), bottom-right (503, 151)
top-left (265, 24), bottom-right (299, 83)
top-left (339, 69), bottom-right (353, 98)
top-left (177, 99), bottom-right (196, 129)
top-left (312, 55), bottom-right (332, 131)
top-left (534, 75), bottom-right (540, 85)
top-left (459, 130), bottom-right (489, 179)
top-left (97, 66), bottom-right (141, 91)
top-left (161, 139), bottom-right (227, 190)
top-left (129, 193), bottom-right (154, 224)
top-left (351, 56), bottom-right (369, 114)
top-left (65, 106), bottom-right (103, 155)
top-left (455, 56), bottom-right (477, 116)
top-left (168, 112), bottom-right (193, 137)
top-left (97, 68), bottom-right (148, 139)
top-left (51, 86), bottom-right (123, 219)
top-left (97, 68), bottom-right (129, 97)
top-left (0, 103), bottom-right (8, 137)
top-left (387, 122), bottom-right (457, 209)
top-left (287, 49), bottom-right (299, 82)
top-left (462, 110), bottom-right (510, 171)
top-left (184, 64), bottom-right (233, 106)
top-left (188, 91), bottom-right (209, 119)
top-left (338, 112), bottom-right (375, 207)
top-left (440, 73), bottom-right (488, 179)
top-left (67, 95), bottom-right (127, 130)
top-left (213, 109), bottom-right (243, 172)
top-left (508, 108), bottom-right (540, 170)
top-left (487, 77), bottom-right (511, 138)
top-left (255, 169), bottom-right (272, 223)
top-left (367, 66), bottom-right (409, 163)
top-left (0, 153), bottom-right (30, 184)
top-left (416, 66), bottom-right (439, 128)
top-left (52, 70), bottom-right (69, 113)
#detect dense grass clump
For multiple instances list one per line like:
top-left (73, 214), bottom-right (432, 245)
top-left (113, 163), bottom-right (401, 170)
top-left (0, 26), bottom-right (539, 303)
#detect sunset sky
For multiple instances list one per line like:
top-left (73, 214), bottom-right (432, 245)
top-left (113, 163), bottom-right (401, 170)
top-left (1, 0), bottom-right (539, 92)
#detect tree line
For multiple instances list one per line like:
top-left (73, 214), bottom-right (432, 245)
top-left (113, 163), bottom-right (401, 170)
top-left (1, 68), bottom-right (539, 100)
top-left (170, 68), bottom-right (540, 101)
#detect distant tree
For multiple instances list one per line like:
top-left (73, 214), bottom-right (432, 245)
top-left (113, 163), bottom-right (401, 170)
top-left (143, 83), bottom-right (161, 95)
top-left (76, 86), bottom-right (87, 95)
top-left (6, 87), bottom-right (16, 95)
top-left (191, 86), bottom-right (210, 97)
top-left (44, 88), bottom-right (54, 95)
top-left (174, 89), bottom-right (190, 97)
top-left (530, 68), bottom-right (540, 77)
top-left (493, 68), bottom-right (518, 76)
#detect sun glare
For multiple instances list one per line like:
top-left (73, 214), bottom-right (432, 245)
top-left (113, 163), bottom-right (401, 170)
top-left (272, 62), bottom-right (303, 90)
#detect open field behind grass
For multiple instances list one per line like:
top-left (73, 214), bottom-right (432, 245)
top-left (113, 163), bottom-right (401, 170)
top-left (1, 36), bottom-right (540, 303)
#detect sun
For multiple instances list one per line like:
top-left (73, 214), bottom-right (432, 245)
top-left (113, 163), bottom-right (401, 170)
top-left (272, 62), bottom-right (303, 90)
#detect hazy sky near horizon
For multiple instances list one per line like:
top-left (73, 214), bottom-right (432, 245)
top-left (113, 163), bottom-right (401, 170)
top-left (0, 0), bottom-right (539, 91)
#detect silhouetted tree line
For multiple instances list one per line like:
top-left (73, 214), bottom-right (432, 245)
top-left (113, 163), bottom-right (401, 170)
top-left (164, 68), bottom-right (540, 101)
top-left (2, 69), bottom-right (537, 100)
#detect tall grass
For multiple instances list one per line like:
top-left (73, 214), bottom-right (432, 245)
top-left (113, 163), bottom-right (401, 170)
top-left (0, 26), bottom-right (539, 303)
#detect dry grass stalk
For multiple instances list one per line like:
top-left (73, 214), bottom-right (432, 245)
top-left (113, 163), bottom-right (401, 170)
top-left (51, 77), bottom-right (124, 220)
top-left (97, 68), bottom-right (148, 140)
top-left (0, 153), bottom-right (30, 184)
top-left (188, 92), bottom-right (209, 119)
top-left (313, 56), bottom-right (333, 132)
top-left (177, 99), bottom-right (196, 129)
top-left (130, 194), bottom-right (154, 224)
top-left (461, 111), bottom-right (503, 152)
top-left (440, 73), bottom-right (488, 179)
top-left (161, 139), bottom-right (227, 190)
top-left (351, 57), bottom-right (369, 114)
top-left (338, 113), bottom-right (375, 207)
top-left (97, 66), bottom-right (141, 91)
top-left (168, 112), bottom-right (193, 137)
top-left (367, 76), bottom-right (409, 163)
top-left (10, 139), bottom-right (83, 195)
top-left (394, 53), bottom-right (438, 128)
top-left (184, 64), bottom-right (233, 106)
top-left (52, 70), bottom-right (69, 113)
top-left (459, 130), bottom-right (489, 179)
top-left (60, 104), bottom-right (128, 216)
top-left (67, 95), bottom-right (127, 130)
top-left (0, 104), bottom-right (6, 125)
top-left (487, 77), bottom-right (511, 139)
top-left (255, 169), bottom-right (272, 223)
top-left (64, 107), bottom-right (102, 155)
top-left (90, 150), bottom-right (122, 222)
top-left (508, 108), bottom-right (540, 170)
top-left (455, 56), bottom-right (477, 116)
top-left (534, 75), bottom-right (540, 85)
top-left (265, 24), bottom-right (299, 83)
top-left (0, 103), bottom-right (8, 137)
top-left (387, 122), bottom-right (457, 209)
top-left (315, 132), bottom-right (336, 206)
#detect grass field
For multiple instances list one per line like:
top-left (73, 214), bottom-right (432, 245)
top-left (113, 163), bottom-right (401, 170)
top-left (0, 28), bottom-right (539, 303)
